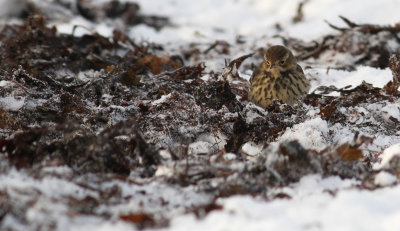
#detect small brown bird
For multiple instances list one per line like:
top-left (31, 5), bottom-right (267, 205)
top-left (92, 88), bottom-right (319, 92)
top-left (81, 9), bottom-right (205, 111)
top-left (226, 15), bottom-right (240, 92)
top-left (249, 45), bottom-right (310, 108)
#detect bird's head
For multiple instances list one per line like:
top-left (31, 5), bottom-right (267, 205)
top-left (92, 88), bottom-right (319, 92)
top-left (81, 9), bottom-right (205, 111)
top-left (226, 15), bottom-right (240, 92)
top-left (264, 45), bottom-right (297, 77)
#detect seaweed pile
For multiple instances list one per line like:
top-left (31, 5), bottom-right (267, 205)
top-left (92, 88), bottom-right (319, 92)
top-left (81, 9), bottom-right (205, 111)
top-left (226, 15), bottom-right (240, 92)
top-left (0, 1), bottom-right (399, 230)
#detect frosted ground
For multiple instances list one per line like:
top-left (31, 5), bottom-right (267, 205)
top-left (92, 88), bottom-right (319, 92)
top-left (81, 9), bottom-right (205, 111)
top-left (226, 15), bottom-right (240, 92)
top-left (0, 0), bottom-right (400, 230)
top-left (132, 1), bottom-right (400, 230)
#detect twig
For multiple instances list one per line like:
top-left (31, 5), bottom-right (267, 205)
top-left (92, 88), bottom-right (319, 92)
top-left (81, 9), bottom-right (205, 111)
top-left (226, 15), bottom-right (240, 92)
top-left (222, 53), bottom-right (254, 79)
top-left (292, 0), bottom-right (309, 23)
top-left (203, 40), bottom-right (230, 54)
top-left (324, 19), bottom-right (346, 31)
top-left (339, 15), bottom-right (358, 28)
top-left (326, 15), bottom-right (400, 35)
top-left (297, 35), bottom-right (334, 60)
top-left (227, 53), bottom-right (254, 70)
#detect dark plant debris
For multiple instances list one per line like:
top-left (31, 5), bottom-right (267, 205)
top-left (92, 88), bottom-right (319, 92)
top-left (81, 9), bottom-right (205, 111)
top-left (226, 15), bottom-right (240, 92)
top-left (77, 0), bottom-right (169, 30)
top-left (292, 0), bottom-right (309, 24)
top-left (0, 4), bottom-right (399, 230)
top-left (288, 16), bottom-right (400, 69)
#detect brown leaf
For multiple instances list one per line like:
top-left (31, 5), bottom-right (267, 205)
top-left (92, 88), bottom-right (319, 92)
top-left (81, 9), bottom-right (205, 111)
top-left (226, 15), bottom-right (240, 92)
top-left (274, 192), bottom-right (292, 199)
top-left (137, 54), bottom-right (182, 75)
top-left (0, 109), bottom-right (20, 129)
top-left (319, 100), bottom-right (338, 121)
top-left (120, 69), bottom-right (142, 87)
top-left (389, 54), bottom-right (400, 82)
top-left (222, 53), bottom-right (254, 79)
top-left (106, 65), bottom-right (116, 72)
top-left (336, 143), bottom-right (363, 161)
top-left (165, 63), bottom-right (205, 80)
top-left (120, 213), bottom-right (156, 228)
top-left (385, 54), bottom-right (400, 95)
top-left (227, 53), bottom-right (254, 70)
top-left (389, 116), bottom-right (400, 123)
top-left (384, 81), bottom-right (399, 95)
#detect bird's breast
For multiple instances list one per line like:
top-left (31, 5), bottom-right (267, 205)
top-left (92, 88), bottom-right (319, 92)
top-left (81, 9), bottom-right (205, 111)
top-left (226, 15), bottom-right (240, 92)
top-left (269, 68), bottom-right (283, 78)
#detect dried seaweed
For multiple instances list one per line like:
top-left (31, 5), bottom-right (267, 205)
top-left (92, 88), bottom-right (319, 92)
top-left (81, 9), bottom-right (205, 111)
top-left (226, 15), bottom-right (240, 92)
top-left (385, 54), bottom-right (400, 95)
top-left (222, 53), bottom-right (254, 79)
top-left (291, 16), bottom-right (400, 69)
top-left (0, 5), bottom-right (399, 230)
top-left (292, 0), bottom-right (309, 23)
top-left (1, 119), bottom-right (159, 176)
top-left (77, 0), bottom-right (169, 30)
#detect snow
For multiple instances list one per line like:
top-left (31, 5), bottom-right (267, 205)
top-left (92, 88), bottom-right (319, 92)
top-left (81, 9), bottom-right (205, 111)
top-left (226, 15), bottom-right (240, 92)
top-left (309, 66), bottom-right (394, 92)
top-left (277, 117), bottom-right (329, 151)
top-left (125, 0), bottom-right (400, 229)
top-left (55, 17), bottom-right (99, 36)
top-left (152, 93), bottom-right (172, 105)
top-left (241, 142), bottom-right (263, 156)
top-left (373, 143), bottom-right (400, 170)
top-left (221, 153), bottom-right (237, 161)
top-left (0, 80), bottom-right (12, 87)
top-left (375, 171), bottom-right (397, 187)
top-left (166, 176), bottom-right (400, 231)
top-left (1, 0), bottom-right (400, 230)
top-left (381, 104), bottom-right (400, 122)
top-left (188, 141), bottom-right (214, 155)
top-left (72, 222), bottom-right (134, 231)
top-left (0, 168), bottom-right (98, 199)
top-left (0, 166), bottom-right (213, 231)
top-left (155, 164), bottom-right (174, 177)
top-left (0, 96), bottom-right (25, 111)
top-left (0, 0), bottom-right (26, 17)
top-left (130, 0), bottom-right (400, 42)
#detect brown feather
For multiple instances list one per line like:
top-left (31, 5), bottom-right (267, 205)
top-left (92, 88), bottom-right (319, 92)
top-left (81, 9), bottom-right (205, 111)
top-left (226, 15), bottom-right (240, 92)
top-left (249, 45), bottom-right (310, 108)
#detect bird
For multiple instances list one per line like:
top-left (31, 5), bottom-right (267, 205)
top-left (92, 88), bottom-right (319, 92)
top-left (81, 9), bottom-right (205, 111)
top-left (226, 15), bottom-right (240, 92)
top-left (249, 45), bottom-right (310, 108)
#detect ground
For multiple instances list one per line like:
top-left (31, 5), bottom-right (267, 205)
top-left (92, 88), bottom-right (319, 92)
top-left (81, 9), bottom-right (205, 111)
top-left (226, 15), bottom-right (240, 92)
top-left (0, 0), bottom-right (400, 230)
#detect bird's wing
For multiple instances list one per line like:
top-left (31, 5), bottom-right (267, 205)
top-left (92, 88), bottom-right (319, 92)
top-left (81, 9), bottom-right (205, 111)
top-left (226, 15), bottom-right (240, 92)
top-left (296, 64), bottom-right (304, 75)
top-left (250, 62), bottom-right (267, 83)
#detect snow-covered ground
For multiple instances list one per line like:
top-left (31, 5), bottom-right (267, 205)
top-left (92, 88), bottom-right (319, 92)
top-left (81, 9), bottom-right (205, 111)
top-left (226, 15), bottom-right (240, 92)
top-left (1, 0), bottom-right (400, 230)
top-left (106, 0), bottom-right (400, 230)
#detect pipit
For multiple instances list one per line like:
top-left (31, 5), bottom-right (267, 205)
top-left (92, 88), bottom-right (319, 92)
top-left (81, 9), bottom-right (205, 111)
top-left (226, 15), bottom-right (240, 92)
top-left (249, 45), bottom-right (310, 108)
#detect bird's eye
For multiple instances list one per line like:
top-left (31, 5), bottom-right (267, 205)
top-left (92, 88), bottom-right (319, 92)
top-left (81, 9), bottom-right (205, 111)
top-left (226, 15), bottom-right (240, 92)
top-left (280, 60), bottom-right (285, 65)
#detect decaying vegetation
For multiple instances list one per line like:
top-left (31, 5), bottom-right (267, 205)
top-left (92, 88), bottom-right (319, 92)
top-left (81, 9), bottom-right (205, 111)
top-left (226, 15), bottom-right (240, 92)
top-left (0, 1), bottom-right (399, 229)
